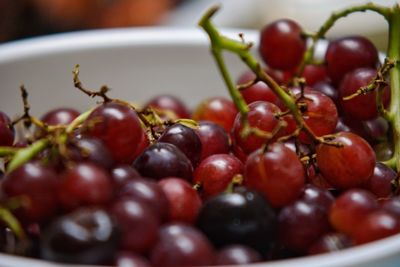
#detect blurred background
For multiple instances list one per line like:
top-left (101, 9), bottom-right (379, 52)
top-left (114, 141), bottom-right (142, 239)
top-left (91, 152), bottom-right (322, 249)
top-left (0, 0), bottom-right (398, 49)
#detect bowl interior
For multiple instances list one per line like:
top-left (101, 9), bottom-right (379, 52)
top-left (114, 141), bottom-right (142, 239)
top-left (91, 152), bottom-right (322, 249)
top-left (0, 27), bottom-right (399, 267)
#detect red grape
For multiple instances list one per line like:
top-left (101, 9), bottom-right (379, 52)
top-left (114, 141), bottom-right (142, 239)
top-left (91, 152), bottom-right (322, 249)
top-left (193, 154), bottom-right (243, 199)
top-left (1, 161), bottom-right (59, 222)
top-left (330, 189), bottom-right (378, 235)
top-left (244, 142), bottom-right (305, 208)
top-left (325, 36), bottom-right (378, 85)
top-left (0, 111), bottom-right (14, 146)
top-left (82, 102), bottom-right (143, 164)
top-left (144, 94), bottom-right (190, 119)
top-left (192, 97), bottom-right (238, 132)
top-left (58, 162), bottom-right (113, 210)
top-left (158, 177), bottom-right (202, 224)
top-left (259, 19), bottom-right (306, 70)
top-left (41, 107), bottom-right (80, 126)
top-left (316, 132), bottom-right (376, 189)
top-left (232, 101), bottom-right (283, 154)
top-left (150, 223), bottom-right (215, 267)
top-left (339, 68), bottom-right (390, 120)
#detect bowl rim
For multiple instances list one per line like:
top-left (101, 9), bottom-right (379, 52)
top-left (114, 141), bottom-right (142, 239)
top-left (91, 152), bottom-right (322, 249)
top-left (0, 27), bottom-right (259, 64)
top-left (0, 27), bottom-right (398, 267)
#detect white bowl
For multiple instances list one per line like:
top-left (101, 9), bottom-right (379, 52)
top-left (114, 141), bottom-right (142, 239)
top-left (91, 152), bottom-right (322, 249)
top-left (0, 28), bottom-right (399, 267)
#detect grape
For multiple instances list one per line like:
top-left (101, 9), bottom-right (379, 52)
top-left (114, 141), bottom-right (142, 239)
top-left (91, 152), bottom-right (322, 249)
top-left (308, 233), bottom-right (352, 255)
top-left (312, 81), bottom-right (339, 108)
top-left (381, 197), bottom-right (400, 219)
top-left (325, 36), bottom-right (378, 85)
top-left (110, 164), bottom-right (141, 189)
top-left (259, 19), bottom-right (306, 70)
top-left (195, 121), bottom-right (230, 161)
top-left (0, 111), bottom-right (14, 146)
top-left (363, 162), bottom-right (396, 198)
top-left (244, 142), bottom-right (305, 208)
top-left (41, 208), bottom-right (118, 264)
top-left (133, 142), bottom-right (193, 181)
top-left (301, 184), bottom-right (335, 210)
top-left (215, 245), bottom-right (262, 265)
top-left (237, 70), bottom-right (281, 106)
top-left (67, 137), bottom-right (114, 169)
top-left (41, 107), bottom-right (80, 126)
top-left (302, 64), bottom-right (328, 86)
top-left (158, 177), bottom-right (202, 224)
top-left (339, 68), bottom-right (390, 120)
top-left (115, 252), bottom-right (152, 267)
top-left (329, 189), bottom-right (378, 235)
top-left (197, 186), bottom-right (276, 252)
top-left (316, 132), bottom-right (376, 189)
top-left (111, 198), bottom-right (160, 253)
top-left (352, 211), bottom-right (400, 244)
top-left (192, 97), bottom-right (238, 132)
top-left (193, 154), bottom-right (243, 199)
top-left (285, 90), bottom-right (338, 143)
top-left (159, 123), bottom-right (202, 167)
top-left (117, 177), bottom-right (169, 221)
top-left (232, 101), bottom-right (283, 154)
top-left (58, 162), bottom-right (113, 210)
top-left (82, 102), bottom-right (143, 164)
top-left (144, 94), bottom-right (190, 119)
top-left (150, 223), bottom-right (216, 267)
top-left (1, 161), bottom-right (59, 222)
top-left (278, 200), bottom-right (331, 252)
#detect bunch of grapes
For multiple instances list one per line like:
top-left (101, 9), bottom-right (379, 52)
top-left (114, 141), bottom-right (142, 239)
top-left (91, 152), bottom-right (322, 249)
top-left (0, 2), bottom-right (400, 267)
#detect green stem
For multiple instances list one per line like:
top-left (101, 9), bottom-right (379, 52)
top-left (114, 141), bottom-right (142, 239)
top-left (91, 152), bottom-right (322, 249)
top-left (66, 109), bottom-right (92, 134)
top-left (199, 7), bottom-right (318, 142)
top-left (0, 206), bottom-right (26, 240)
top-left (298, 3), bottom-right (390, 75)
top-left (7, 139), bottom-right (49, 173)
top-left (0, 147), bottom-right (18, 157)
top-left (387, 4), bottom-right (400, 171)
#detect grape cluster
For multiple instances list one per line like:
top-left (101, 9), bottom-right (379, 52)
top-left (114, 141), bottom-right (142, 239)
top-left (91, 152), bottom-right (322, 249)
top-left (1, 3), bottom-right (400, 267)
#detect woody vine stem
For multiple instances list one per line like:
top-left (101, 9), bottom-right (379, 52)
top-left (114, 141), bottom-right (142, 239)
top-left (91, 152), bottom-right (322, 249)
top-left (199, 3), bottom-right (400, 170)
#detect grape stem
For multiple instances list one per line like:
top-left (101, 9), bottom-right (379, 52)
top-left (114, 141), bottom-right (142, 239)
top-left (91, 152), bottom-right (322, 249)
top-left (297, 2), bottom-right (391, 75)
top-left (199, 6), bottom-right (321, 144)
top-left (6, 139), bottom-right (49, 173)
top-left (387, 4), bottom-right (400, 171)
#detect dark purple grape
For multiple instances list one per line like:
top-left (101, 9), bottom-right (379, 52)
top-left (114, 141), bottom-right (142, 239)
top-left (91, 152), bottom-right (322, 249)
top-left (301, 184), bottom-right (335, 210)
top-left (159, 123), bottom-right (202, 167)
top-left (41, 208), bottom-right (118, 264)
top-left (215, 245), bottom-right (262, 265)
top-left (111, 164), bottom-right (141, 189)
top-left (313, 81), bottom-right (339, 108)
top-left (197, 186), bottom-right (276, 252)
top-left (117, 177), bottom-right (169, 221)
top-left (150, 223), bottom-right (216, 267)
top-left (0, 111), bottom-right (14, 146)
top-left (195, 121), bottom-right (230, 161)
top-left (133, 142), bottom-right (193, 181)
top-left (364, 162), bottom-right (396, 198)
top-left (278, 200), bottom-right (331, 252)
